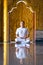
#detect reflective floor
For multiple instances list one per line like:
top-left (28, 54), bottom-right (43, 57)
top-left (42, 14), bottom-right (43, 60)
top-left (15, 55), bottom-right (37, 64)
top-left (0, 44), bottom-right (43, 65)
top-left (9, 44), bottom-right (34, 65)
top-left (0, 44), bottom-right (3, 65)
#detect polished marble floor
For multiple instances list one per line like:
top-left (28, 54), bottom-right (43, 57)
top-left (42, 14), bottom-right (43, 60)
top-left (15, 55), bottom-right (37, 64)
top-left (0, 44), bottom-right (43, 65)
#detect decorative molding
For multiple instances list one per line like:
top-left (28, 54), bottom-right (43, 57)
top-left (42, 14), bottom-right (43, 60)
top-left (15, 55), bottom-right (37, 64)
top-left (16, 0), bottom-right (27, 5)
top-left (27, 7), bottom-right (34, 13)
top-left (8, 7), bottom-right (17, 14)
top-left (8, 1), bottom-right (34, 14)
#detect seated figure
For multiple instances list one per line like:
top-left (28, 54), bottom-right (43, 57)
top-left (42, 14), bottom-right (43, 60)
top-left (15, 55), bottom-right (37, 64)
top-left (15, 21), bottom-right (30, 64)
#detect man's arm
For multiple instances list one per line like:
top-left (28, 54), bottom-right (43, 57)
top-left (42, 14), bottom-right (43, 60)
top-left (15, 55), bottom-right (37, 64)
top-left (16, 28), bottom-right (19, 38)
top-left (16, 34), bottom-right (19, 38)
top-left (24, 29), bottom-right (29, 38)
top-left (23, 34), bottom-right (29, 39)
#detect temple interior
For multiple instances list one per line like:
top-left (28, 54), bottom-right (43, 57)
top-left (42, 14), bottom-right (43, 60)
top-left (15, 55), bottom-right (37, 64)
top-left (0, 0), bottom-right (43, 65)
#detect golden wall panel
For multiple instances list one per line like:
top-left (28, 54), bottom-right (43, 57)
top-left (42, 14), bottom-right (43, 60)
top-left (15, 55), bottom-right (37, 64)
top-left (0, 0), bottom-right (43, 41)
top-left (9, 2), bottom-right (33, 41)
top-left (8, 0), bottom-right (43, 30)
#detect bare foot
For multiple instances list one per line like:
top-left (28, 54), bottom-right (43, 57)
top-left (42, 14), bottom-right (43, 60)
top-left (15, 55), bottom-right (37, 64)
top-left (20, 59), bottom-right (23, 64)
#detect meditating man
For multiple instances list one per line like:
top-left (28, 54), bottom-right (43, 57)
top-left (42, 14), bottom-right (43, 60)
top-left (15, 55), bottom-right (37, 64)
top-left (15, 21), bottom-right (30, 64)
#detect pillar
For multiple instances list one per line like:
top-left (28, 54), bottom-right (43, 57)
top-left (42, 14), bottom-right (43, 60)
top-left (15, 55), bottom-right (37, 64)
top-left (33, 12), bottom-right (36, 65)
top-left (3, 0), bottom-right (9, 65)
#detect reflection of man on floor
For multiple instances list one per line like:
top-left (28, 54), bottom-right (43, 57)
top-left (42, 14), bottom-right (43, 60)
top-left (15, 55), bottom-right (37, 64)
top-left (15, 21), bottom-right (30, 64)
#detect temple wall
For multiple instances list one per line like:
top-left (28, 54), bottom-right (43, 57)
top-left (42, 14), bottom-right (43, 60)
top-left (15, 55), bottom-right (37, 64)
top-left (0, 0), bottom-right (43, 41)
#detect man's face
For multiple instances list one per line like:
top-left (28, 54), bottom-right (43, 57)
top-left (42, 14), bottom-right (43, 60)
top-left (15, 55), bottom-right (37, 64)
top-left (20, 21), bottom-right (24, 27)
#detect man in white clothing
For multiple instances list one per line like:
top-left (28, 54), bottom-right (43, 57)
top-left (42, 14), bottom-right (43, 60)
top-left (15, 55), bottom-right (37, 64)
top-left (15, 21), bottom-right (30, 43)
top-left (15, 21), bottom-right (30, 64)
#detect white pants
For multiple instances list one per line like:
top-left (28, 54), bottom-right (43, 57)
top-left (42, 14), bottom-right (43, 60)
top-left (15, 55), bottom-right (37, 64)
top-left (15, 37), bottom-right (30, 48)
